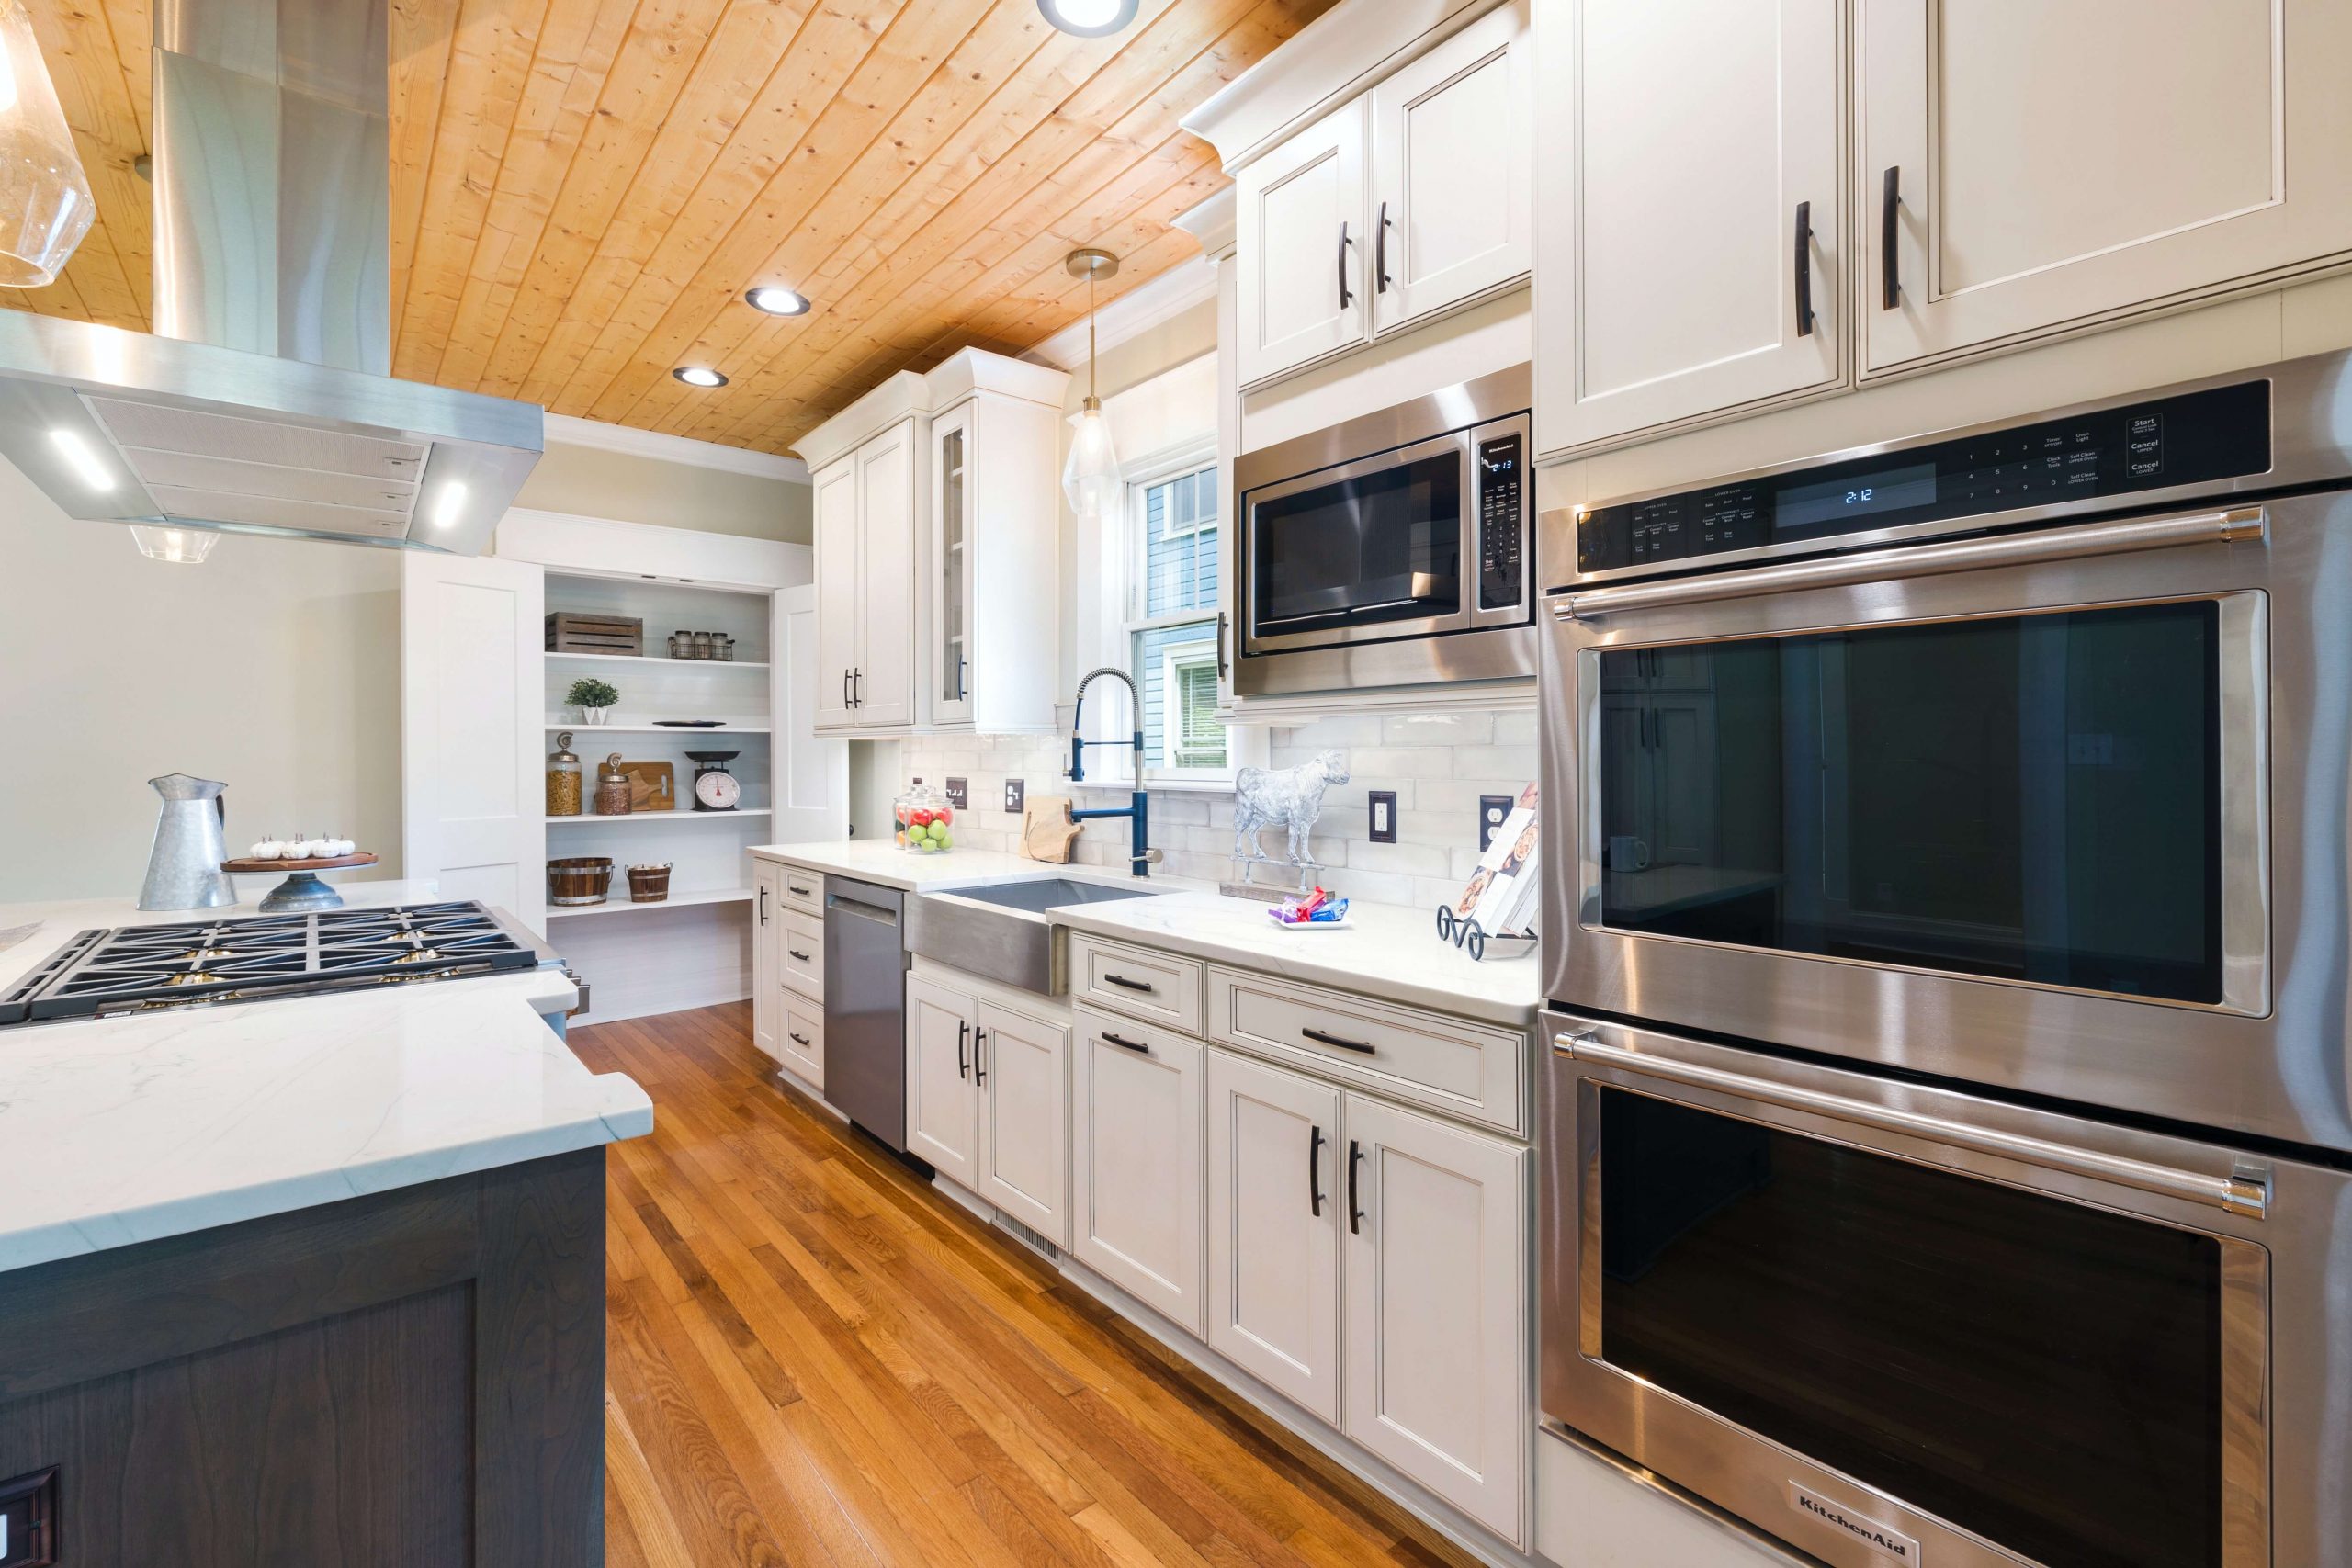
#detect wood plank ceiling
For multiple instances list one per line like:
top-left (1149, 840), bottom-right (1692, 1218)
top-left (8, 0), bottom-right (1335, 455)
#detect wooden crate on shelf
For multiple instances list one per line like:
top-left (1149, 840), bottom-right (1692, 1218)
top-left (545, 613), bottom-right (643, 655)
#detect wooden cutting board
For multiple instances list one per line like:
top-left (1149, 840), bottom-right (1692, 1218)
top-left (620, 761), bottom-right (676, 812)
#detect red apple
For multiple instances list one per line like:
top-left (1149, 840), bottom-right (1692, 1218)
top-left (936, 805), bottom-right (954, 825)
top-left (910, 808), bottom-right (934, 828)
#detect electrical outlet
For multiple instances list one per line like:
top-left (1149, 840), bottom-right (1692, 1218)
top-left (1367, 790), bottom-right (1398, 844)
top-left (1004, 779), bottom-right (1026, 814)
top-left (944, 777), bottom-right (969, 809)
top-left (1478, 795), bottom-right (1514, 852)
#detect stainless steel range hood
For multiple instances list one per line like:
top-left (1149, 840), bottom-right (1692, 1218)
top-left (0, 0), bottom-right (539, 554)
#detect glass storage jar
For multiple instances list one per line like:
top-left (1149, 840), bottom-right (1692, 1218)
top-left (546, 731), bottom-right (582, 816)
top-left (893, 779), bottom-right (954, 853)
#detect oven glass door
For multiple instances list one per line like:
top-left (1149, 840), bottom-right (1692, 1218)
top-left (1589, 599), bottom-right (2242, 1006)
top-left (1591, 1083), bottom-right (2250, 1568)
top-left (1248, 436), bottom-right (1464, 647)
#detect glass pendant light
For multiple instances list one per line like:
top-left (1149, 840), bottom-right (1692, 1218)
top-left (129, 525), bottom-right (221, 564)
top-left (0, 0), bottom-right (96, 288)
top-left (1060, 248), bottom-right (1122, 522)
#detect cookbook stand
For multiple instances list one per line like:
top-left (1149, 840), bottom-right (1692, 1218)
top-left (1434, 905), bottom-right (1537, 963)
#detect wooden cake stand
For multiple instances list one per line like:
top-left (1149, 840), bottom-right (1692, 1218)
top-left (219, 852), bottom-right (382, 913)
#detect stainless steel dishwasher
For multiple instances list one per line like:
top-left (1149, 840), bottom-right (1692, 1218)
top-left (822, 876), bottom-right (910, 1152)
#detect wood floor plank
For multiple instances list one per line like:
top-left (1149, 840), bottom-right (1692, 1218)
top-left (575, 1003), bottom-right (1481, 1568)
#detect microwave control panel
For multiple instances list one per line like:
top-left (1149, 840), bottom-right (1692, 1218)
top-left (1477, 431), bottom-right (1526, 609)
top-left (1573, 378), bottom-right (2271, 576)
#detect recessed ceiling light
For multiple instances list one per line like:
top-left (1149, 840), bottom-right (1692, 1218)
top-left (744, 285), bottom-right (810, 317)
top-left (1037, 0), bottom-right (1137, 38)
top-left (672, 366), bottom-right (728, 388)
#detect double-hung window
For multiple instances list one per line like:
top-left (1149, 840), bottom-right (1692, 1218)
top-left (1123, 458), bottom-right (1235, 782)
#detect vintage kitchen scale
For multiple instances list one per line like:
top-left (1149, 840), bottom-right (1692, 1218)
top-left (685, 751), bottom-right (741, 811)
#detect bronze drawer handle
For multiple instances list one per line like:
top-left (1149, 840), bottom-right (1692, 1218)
top-left (1303, 1026), bottom-right (1374, 1055)
top-left (1102, 973), bottom-right (1154, 993)
top-left (1102, 1031), bottom-right (1151, 1055)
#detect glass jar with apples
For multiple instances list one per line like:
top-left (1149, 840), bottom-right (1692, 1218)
top-left (892, 781), bottom-right (955, 853)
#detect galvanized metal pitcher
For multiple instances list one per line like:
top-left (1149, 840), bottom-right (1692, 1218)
top-left (139, 773), bottom-right (235, 911)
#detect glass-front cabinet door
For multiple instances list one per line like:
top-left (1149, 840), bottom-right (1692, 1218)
top-left (930, 402), bottom-right (975, 726)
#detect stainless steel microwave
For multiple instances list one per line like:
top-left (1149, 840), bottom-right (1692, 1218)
top-left (1232, 366), bottom-right (1533, 697)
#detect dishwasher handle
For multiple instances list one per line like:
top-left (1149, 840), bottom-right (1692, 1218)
top-left (825, 893), bottom-right (900, 927)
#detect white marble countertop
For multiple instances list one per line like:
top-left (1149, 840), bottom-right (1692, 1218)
top-left (0, 883), bottom-right (652, 1275)
top-left (751, 841), bottom-right (1541, 1028)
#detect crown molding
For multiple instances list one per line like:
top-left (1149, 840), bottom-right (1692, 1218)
top-left (1172, 187), bottom-right (1237, 258)
top-left (543, 412), bottom-right (810, 484)
top-left (1180, 0), bottom-right (1498, 173)
top-left (1023, 256), bottom-right (1221, 373)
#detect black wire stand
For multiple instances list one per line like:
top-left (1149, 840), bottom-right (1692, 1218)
top-left (1434, 905), bottom-right (1538, 963)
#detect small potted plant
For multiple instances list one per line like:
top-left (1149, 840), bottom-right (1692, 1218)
top-left (566, 676), bottom-right (620, 725)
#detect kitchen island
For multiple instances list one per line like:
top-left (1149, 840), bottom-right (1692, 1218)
top-left (0, 885), bottom-right (651, 1567)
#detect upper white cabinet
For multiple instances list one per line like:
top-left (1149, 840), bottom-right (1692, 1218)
top-left (1370, 0), bottom-right (1532, 333)
top-left (1859, 0), bottom-right (2352, 374)
top-left (922, 350), bottom-right (1069, 735)
top-left (1238, 102), bottom-right (1370, 387)
top-left (1533, 0), bottom-right (1843, 457)
top-left (797, 351), bottom-right (1066, 737)
top-left (1213, 0), bottom-right (1532, 392)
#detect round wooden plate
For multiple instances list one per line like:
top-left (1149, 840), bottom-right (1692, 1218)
top-left (220, 852), bottom-right (381, 873)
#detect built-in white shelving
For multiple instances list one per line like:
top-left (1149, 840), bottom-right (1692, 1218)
top-left (543, 723), bottom-right (771, 734)
top-left (545, 809), bottom-right (772, 827)
top-left (545, 886), bottom-right (755, 920)
top-left (546, 649), bottom-right (771, 671)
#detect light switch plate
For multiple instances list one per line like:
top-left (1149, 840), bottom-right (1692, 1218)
top-left (1478, 795), bottom-right (1514, 852)
top-left (1367, 790), bottom-right (1397, 844)
top-left (1004, 779), bottom-right (1025, 814)
top-left (944, 777), bottom-right (969, 810)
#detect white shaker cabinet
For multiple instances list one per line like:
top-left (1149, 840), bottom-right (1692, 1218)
top-left (852, 420), bottom-right (918, 728)
top-left (1342, 1095), bottom-right (1528, 1545)
top-left (1533, 0), bottom-right (1842, 458)
top-left (1206, 1048), bottom-right (1342, 1425)
top-left (1236, 100), bottom-right (1369, 388)
top-left (921, 351), bottom-right (1068, 735)
top-left (1072, 1007), bottom-right (1207, 1337)
top-left (906, 974), bottom-right (982, 1189)
top-left (810, 457), bottom-right (862, 730)
top-left (972, 1002), bottom-right (1071, 1246)
top-left (752, 863), bottom-right (783, 1062)
top-left (1859, 0), bottom-right (2352, 374)
top-left (1369, 0), bottom-right (1531, 337)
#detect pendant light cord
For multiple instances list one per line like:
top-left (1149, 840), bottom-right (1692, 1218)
top-left (1088, 265), bottom-right (1098, 401)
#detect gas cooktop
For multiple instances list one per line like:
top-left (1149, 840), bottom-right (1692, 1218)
top-left (0, 901), bottom-right (554, 1028)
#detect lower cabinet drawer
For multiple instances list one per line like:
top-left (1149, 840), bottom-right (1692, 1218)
top-left (780, 910), bottom-right (823, 1000)
top-left (1207, 965), bottom-right (1526, 1135)
top-left (779, 990), bottom-right (824, 1089)
top-left (775, 865), bottom-right (825, 916)
top-left (1069, 932), bottom-right (1204, 1034)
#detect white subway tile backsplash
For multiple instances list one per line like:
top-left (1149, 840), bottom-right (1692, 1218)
top-left (899, 705), bottom-right (1536, 911)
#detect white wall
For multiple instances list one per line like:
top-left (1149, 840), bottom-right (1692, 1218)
top-left (0, 431), bottom-right (813, 906)
top-left (0, 458), bottom-right (405, 903)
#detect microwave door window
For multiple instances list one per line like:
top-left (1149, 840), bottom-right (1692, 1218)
top-left (1252, 452), bottom-right (1462, 635)
top-left (1597, 1089), bottom-right (2226, 1568)
top-left (1595, 603), bottom-right (2223, 1003)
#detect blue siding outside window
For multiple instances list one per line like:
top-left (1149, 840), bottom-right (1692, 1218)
top-left (1132, 465), bottom-right (1224, 772)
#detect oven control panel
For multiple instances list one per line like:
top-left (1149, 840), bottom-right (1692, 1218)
top-left (1477, 431), bottom-right (1526, 609)
top-left (1574, 378), bottom-right (2271, 576)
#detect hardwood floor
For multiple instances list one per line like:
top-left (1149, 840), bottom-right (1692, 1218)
top-left (571, 1002), bottom-right (1479, 1568)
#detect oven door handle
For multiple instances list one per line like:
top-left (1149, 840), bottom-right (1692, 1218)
top-left (1553, 505), bottom-right (2266, 619)
top-left (1562, 1032), bottom-right (2269, 1218)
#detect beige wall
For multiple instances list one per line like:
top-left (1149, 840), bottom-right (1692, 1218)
top-left (0, 457), bottom-right (405, 903)
top-left (516, 440), bottom-right (813, 543)
top-left (0, 435), bottom-right (815, 904)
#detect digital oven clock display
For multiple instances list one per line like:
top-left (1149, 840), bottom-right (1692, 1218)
top-left (1774, 461), bottom-right (1938, 535)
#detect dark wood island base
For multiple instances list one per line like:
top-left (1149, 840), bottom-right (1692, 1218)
top-left (0, 1148), bottom-right (608, 1568)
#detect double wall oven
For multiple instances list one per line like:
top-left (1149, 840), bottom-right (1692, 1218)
top-left (1232, 366), bottom-right (1532, 695)
top-left (1535, 353), bottom-right (2352, 1568)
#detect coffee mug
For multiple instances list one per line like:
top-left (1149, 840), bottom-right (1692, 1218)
top-left (1608, 834), bottom-right (1651, 871)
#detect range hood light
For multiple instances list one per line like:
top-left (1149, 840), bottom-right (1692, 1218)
top-left (431, 479), bottom-right (469, 530)
top-left (673, 366), bottom-right (727, 388)
top-left (744, 285), bottom-right (809, 317)
top-left (48, 426), bottom-right (113, 490)
top-left (129, 525), bottom-right (220, 564)
top-left (0, 0), bottom-right (96, 287)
